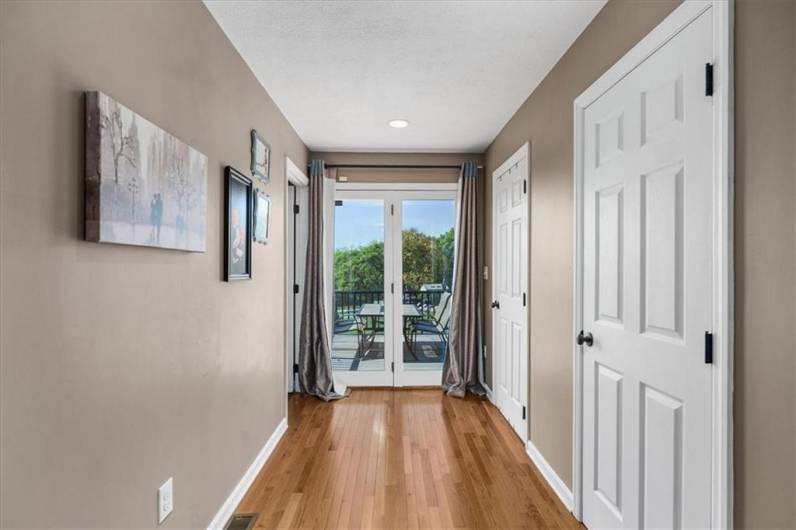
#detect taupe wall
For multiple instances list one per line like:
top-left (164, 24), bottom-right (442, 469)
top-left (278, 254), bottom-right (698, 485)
top-left (484, 0), bottom-right (796, 527)
top-left (734, 1), bottom-right (796, 527)
top-left (310, 152), bottom-right (481, 183)
top-left (483, 0), bottom-right (680, 489)
top-left (0, 1), bottom-right (307, 528)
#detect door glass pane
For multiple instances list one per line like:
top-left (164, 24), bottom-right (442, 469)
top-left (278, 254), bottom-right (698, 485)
top-left (401, 200), bottom-right (456, 371)
top-left (332, 199), bottom-right (385, 372)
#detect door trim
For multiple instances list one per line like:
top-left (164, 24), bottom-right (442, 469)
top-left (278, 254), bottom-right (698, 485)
top-left (572, 1), bottom-right (733, 525)
top-left (491, 141), bottom-right (530, 442)
top-left (285, 157), bottom-right (308, 398)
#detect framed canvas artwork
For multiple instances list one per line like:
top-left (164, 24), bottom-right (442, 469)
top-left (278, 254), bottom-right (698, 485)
top-left (85, 91), bottom-right (208, 251)
top-left (224, 166), bottom-right (253, 281)
top-left (250, 129), bottom-right (270, 183)
top-left (253, 190), bottom-right (271, 244)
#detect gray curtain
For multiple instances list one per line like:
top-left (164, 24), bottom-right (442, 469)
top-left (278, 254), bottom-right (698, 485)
top-left (298, 160), bottom-right (343, 401)
top-left (442, 161), bottom-right (485, 397)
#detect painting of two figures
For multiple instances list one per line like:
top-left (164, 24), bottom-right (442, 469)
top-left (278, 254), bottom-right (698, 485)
top-left (85, 91), bottom-right (207, 252)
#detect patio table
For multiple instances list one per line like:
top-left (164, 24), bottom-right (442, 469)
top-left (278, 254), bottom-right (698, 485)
top-left (358, 303), bottom-right (422, 359)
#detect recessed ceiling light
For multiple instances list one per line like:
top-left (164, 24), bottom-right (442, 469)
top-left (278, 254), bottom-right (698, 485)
top-left (389, 119), bottom-right (409, 129)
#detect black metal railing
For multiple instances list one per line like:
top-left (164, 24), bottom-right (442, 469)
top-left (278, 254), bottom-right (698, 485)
top-left (333, 289), bottom-right (448, 324)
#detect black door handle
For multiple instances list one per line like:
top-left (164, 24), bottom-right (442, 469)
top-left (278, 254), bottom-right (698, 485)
top-left (576, 330), bottom-right (593, 347)
top-left (491, 300), bottom-right (500, 309)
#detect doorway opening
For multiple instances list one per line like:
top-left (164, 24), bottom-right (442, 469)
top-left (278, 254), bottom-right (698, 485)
top-left (285, 158), bottom-right (308, 394)
top-left (330, 184), bottom-right (458, 387)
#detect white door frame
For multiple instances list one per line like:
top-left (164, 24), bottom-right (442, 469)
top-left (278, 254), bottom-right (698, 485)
top-left (491, 141), bottom-right (530, 442)
top-left (572, 1), bottom-right (733, 525)
top-left (285, 157), bottom-right (308, 397)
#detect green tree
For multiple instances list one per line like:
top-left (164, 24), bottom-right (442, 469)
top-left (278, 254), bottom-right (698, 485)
top-left (334, 241), bottom-right (384, 291)
top-left (334, 228), bottom-right (456, 293)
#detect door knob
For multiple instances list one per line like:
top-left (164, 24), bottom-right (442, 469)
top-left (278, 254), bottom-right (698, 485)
top-left (576, 330), bottom-right (593, 347)
top-left (491, 300), bottom-right (500, 309)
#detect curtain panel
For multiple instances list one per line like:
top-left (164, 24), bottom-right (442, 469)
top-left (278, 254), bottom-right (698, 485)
top-left (442, 161), bottom-right (485, 397)
top-left (298, 160), bottom-right (343, 401)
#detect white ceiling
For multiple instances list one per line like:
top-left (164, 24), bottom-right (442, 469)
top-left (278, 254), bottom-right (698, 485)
top-left (204, 1), bottom-right (605, 153)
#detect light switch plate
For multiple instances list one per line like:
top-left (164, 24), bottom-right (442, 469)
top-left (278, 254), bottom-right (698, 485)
top-left (158, 477), bottom-right (173, 524)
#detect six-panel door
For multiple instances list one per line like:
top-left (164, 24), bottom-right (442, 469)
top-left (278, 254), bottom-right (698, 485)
top-left (581, 10), bottom-right (714, 529)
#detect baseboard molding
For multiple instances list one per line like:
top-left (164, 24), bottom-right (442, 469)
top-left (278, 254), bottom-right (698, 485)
top-left (525, 439), bottom-right (574, 512)
top-left (483, 384), bottom-right (495, 405)
top-left (207, 417), bottom-right (288, 529)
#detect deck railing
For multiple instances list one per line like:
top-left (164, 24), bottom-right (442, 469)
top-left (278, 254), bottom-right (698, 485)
top-left (334, 289), bottom-right (447, 323)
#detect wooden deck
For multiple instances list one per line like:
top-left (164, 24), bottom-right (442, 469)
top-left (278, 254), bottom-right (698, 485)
top-left (331, 334), bottom-right (446, 372)
top-left (235, 389), bottom-right (582, 529)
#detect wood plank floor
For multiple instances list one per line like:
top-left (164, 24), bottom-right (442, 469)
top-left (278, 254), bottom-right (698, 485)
top-left (236, 389), bottom-right (582, 529)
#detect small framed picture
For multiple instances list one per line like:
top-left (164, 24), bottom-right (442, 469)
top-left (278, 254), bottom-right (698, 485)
top-left (250, 129), bottom-right (270, 183)
top-left (224, 166), bottom-right (252, 281)
top-left (253, 190), bottom-right (271, 244)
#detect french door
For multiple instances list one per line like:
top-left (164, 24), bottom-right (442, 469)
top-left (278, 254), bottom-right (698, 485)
top-left (330, 186), bottom-right (457, 387)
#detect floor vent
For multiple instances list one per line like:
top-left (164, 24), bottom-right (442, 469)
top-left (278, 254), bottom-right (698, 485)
top-left (224, 513), bottom-right (258, 530)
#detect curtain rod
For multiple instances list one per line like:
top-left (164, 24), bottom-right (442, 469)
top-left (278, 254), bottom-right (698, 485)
top-left (306, 163), bottom-right (483, 170)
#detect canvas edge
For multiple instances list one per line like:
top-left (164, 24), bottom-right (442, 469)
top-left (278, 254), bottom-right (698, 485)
top-left (84, 90), bottom-right (101, 242)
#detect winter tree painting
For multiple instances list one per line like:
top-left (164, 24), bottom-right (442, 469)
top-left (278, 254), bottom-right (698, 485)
top-left (85, 91), bottom-right (208, 252)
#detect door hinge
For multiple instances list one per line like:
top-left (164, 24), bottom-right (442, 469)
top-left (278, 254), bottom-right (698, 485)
top-left (390, 204), bottom-right (394, 215)
top-left (293, 363), bottom-right (299, 374)
top-left (705, 63), bottom-right (714, 96)
top-left (523, 180), bottom-right (527, 194)
top-left (522, 406), bottom-right (526, 420)
top-left (293, 284), bottom-right (299, 294)
top-left (523, 292), bottom-right (526, 306)
top-left (293, 204), bottom-right (300, 215)
top-left (704, 331), bottom-right (714, 364)
top-left (390, 282), bottom-right (394, 294)
top-left (391, 361), bottom-right (395, 373)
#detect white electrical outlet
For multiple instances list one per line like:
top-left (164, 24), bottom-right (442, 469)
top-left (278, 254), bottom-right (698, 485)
top-left (158, 477), bottom-right (173, 524)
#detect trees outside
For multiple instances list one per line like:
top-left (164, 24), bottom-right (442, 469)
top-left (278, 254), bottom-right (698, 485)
top-left (334, 228), bottom-right (454, 292)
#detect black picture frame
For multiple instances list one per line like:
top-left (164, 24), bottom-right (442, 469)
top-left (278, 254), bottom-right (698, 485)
top-left (224, 166), bottom-right (253, 281)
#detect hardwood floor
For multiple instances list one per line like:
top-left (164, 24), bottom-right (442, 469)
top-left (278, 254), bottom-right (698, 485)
top-left (236, 389), bottom-right (581, 529)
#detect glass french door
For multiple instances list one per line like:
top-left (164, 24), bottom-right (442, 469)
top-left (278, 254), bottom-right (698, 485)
top-left (331, 188), bottom-right (457, 387)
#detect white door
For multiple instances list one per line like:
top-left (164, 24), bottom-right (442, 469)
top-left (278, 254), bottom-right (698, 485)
top-left (330, 191), bottom-right (395, 387)
top-left (492, 144), bottom-right (529, 441)
top-left (580, 9), bottom-right (713, 529)
top-left (331, 186), bottom-right (459, 388)
top-left (287, 185), bottom-right (296, 392)
top-left (392, 191), bottom-right (458, 387)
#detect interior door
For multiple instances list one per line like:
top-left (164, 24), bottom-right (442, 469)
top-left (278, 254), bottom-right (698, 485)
top-left (287, 184), bottom-right (296, 392)
top-left (492, 151), bottom-right (528, 441)
top-left (580, 10), bottom-right (713, 529)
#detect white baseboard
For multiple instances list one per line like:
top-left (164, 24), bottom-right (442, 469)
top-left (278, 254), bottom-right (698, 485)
top-left (525, 439), bottom-right (574, 512)
top-left (482, 382), bottom-right (495, 405)
top-left (207, 417), bottom-right (288, 529)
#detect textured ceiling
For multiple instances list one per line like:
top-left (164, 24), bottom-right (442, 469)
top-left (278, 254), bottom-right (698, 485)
top-left (204, 1), bottom-right (605, 152)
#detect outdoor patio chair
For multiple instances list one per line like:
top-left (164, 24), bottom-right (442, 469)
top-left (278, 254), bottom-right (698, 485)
top-left (333, 317), bottom-right (366, 355)
top-left (409, 293), bottom-right (452, 357)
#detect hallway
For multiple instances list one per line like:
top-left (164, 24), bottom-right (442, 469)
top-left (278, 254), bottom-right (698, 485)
top-left (235, 390), bottom-right (580, 529)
